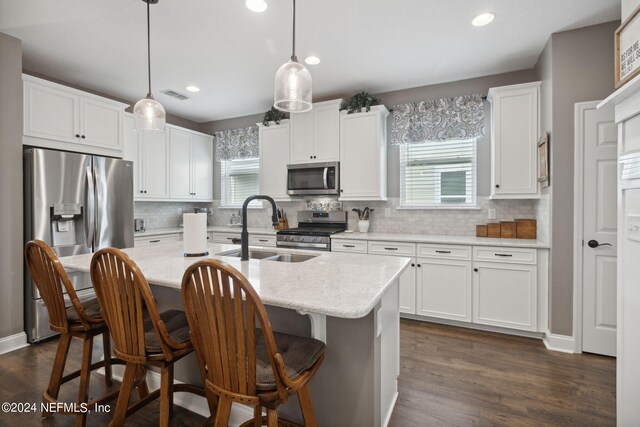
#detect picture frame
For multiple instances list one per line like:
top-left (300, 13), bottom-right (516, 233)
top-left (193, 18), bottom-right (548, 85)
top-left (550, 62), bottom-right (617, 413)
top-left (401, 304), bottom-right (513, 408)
top-left (615, 4), bottom-right (640, 88)
top-left (537, 132), bottom-right (550, 188)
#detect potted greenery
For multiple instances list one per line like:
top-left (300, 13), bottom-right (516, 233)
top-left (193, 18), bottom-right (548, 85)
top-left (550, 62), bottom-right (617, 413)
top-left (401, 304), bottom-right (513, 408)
top-left (352, 207), bottom-right (374, 233)
top-left (262, 107), bottom-right (288, 126)
top-left (342, 92), bottom-right (381, 114)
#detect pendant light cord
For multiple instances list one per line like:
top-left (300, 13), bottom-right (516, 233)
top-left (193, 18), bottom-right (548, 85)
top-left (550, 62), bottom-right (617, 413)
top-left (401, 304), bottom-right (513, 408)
top-left (146, 0), bottom-right (152, 97)
top-left (291, 0), bottom-right (296, 61)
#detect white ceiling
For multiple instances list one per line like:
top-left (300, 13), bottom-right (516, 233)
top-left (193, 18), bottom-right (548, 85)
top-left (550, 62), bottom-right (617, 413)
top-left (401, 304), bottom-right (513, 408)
top-left (0, 0), bottom-right (620, 123)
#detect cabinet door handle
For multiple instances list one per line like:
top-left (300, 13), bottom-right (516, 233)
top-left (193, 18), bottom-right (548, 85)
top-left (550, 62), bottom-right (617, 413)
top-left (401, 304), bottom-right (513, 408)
top-left (384, 247), bottom-right (398, 251)
top-left (494, 253), bottom-right (513, 257)
top-left (474, 268), bottom-right (478, 272)
top-left (343, 244), bottom-right (355, 248)
top-left (226, 237), bottom-right (235, 240)
top-left (411, 263), bottom-right (415, 267)
top-left (149, 239), bottom-right (160, 243)
top-left (75, 134), bottom-right (80, 138)
top-left (417, 264), bottom-right (421, 268)
top-left (81, 135), bottom-right (86, 139)
top-left (258, 239), bottom-right (268, 242)
top-left (495, 184), bottom-right (500, 188)
top-left (435, 250), bottom-right (451, 254)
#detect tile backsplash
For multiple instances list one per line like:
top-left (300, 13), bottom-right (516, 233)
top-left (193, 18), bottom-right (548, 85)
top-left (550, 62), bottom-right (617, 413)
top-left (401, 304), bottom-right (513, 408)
top-left (136, 197), bottom-right (543, 239)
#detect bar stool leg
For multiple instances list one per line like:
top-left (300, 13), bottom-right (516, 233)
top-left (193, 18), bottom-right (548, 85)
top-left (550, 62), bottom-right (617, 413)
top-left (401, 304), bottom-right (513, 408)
top-left (76, 335), bottom-right (94, 427)
top-left (109, 362), bottom-right (137, 427)
top-left (43, 333), bottom-right (72, 417)
top-left (159, 365), bottom-right (174, 427)
top-left (297, 385), bottom-right (317, 427)
top-left (102, 332), bottom-right (113, 387)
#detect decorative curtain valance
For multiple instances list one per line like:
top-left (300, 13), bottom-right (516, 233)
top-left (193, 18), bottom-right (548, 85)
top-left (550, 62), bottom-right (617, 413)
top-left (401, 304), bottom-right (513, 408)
top-left (214, 125), bottom-right (259, 161)
top-left (390, 93), bottom-right (485, 145)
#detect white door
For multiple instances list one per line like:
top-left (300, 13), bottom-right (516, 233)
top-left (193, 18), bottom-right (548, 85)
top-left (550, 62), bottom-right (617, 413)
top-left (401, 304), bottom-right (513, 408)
top-left (289, 110), bottom-right (314, 163)
top-left (578, 102), bottom-right (617, 357)
top-left (313, 103), bottom-right (340, 162)
top-left (169, 128), bottom-right (193, 199)
top-left (417, 259), bottom-right (472, 322)
top-left (80, 97), bottom-right (122, 150)
top-left (398, 259), bottom-right (416, 315)
top-left (191, 134), bottom-right (214, 201)
top-left (259, 122), bottom-right (291, 201)
top-left (24, 80), bottom-right (80, 143)
top-left (340, 112), bottom-right (379, 199)
top-left (122, 115), bottom-right (142, 196)
top-left (141, 131), bottom-right (169, 199)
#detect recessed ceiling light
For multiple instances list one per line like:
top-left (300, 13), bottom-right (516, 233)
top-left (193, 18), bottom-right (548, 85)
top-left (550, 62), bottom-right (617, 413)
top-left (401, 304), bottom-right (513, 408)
top-left (472, 12), bottom-right (494, 27)
top-left (246, 0), bottom-right (267, 13)
top-left (185, 85), bottom-right (200, 93)
top-left (305, 56), bottom-right (320, 65)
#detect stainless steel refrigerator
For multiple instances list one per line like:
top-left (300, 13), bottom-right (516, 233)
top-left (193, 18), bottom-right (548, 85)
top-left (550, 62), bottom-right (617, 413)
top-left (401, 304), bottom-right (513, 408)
top-left (24, 148), bottom-right (134, 342)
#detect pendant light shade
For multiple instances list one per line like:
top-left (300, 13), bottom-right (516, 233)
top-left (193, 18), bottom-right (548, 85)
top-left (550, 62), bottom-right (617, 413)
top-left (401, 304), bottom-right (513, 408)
top-left (134, 0), bottom-right (165, 132)
top-left (133, 95), bottom-right (166, 132)
top-left (274, 58), bottom-right (312, 112)
top-left (274, 0), bottom-right (312, 113)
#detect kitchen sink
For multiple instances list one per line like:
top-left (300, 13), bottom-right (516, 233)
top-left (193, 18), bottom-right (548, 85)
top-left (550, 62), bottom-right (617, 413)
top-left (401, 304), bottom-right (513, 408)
top-left (217, 250), bottom-right (317, 263)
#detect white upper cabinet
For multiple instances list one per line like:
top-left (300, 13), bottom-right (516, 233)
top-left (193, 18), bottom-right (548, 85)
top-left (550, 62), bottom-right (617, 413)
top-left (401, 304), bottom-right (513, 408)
top-left (23, 74), bottom-right (127, 157)
top-left (289, 99), bottom-right (342, 164)
top-left (259, 120), bottom-right (291, 201)
top-left (123, 114), bottom-right (213, 202)
top-left (168, 126), bottom-right (214, 201)
top-left (488, 82), bottom-right (541, 199)
top-left (339, 105), bottom-right (389, 201)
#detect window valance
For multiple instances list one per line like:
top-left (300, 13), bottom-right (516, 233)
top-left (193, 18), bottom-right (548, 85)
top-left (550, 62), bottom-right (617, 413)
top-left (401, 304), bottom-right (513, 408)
top-left (214, 125), bottom-right (259, 161)
top-left (390, 93), bottom-right (485, 145)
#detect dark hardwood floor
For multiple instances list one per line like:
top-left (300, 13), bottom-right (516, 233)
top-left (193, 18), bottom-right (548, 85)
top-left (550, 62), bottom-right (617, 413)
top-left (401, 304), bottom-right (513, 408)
top-left (0, 320), bottom-right (615, 426)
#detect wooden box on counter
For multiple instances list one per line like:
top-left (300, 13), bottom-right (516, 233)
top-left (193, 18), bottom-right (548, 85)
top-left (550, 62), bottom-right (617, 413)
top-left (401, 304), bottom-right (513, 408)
top-left (500, 221), bottom-right (517, 238)
top-left (487, 223), bottom-right (501, 238)
top-left (476, 225), bottom-right (488, 237)
top-left (516, 219), bottom-right (537, 239)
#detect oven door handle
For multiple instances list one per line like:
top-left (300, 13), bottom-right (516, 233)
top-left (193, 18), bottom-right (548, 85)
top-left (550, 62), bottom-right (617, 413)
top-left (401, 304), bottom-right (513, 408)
top-left (323, 167), bottom-right (329, 190)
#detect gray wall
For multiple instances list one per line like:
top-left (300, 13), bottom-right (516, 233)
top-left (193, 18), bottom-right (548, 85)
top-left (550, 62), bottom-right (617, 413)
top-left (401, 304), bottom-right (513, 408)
top-left (24, 70), bottom-right (203, 132)
top-left (534, 21), bottom-right (618, 336)
top-left (0, 33), bottom-right (24, 340)
top-left (200, 69), bottom-right (537, 200)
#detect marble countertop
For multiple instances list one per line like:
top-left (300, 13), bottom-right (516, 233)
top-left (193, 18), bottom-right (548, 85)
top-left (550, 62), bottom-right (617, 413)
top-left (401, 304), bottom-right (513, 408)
top-left (59, 242), bottom-right (409, 319)
top-left (135, 226), bottom-right (277, 238)
top-left (332, 232), bottom-right (549, 249)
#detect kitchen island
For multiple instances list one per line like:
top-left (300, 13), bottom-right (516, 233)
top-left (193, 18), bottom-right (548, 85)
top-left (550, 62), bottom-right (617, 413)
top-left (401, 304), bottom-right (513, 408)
top-left (59, 242), bottom-right (410, 427)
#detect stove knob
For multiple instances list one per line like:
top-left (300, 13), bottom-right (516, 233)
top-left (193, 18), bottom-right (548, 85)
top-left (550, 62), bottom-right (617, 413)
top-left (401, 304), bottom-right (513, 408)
top-left (314, 237), bottom-right (321, 243)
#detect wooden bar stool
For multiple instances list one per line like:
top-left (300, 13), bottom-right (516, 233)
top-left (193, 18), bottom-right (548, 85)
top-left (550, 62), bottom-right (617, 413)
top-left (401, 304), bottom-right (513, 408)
top-left (90, 247), bottom-right (210, 427)
top-left (181, 258), bottom-right (326, 427)
top-left (24, 240), bottom-right (134, 427)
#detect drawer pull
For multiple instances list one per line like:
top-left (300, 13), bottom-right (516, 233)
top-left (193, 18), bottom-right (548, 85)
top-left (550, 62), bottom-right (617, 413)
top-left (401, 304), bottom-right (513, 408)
top-left (149, 239), bottom-right (160, 243)
top-left (494, 253), bottom-right (513, 257)
top-left (435, 250), bottom-right (451, 254)
top-left (226, 237), bottom-right (235, 240)
top-left (343, 244), bottom-right (355, 248)
top-left (384, 247), bottom-right (398, 251)
top-left (258, 239), bottom-right (269, 242)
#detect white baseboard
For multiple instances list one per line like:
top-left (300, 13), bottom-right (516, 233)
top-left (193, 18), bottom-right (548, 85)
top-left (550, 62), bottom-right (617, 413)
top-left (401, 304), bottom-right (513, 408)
top-left (543, 332), bottom-right (575, 353)
top-left (0, 332), bottom-right (28, 355)
top-left (107, 365), bottom-right (255, 426)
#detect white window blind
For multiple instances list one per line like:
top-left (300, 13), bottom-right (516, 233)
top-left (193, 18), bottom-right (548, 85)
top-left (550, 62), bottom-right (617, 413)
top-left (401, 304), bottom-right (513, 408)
top-left (399, 139), bottom-right (477, 208)
top-left (220, 158), bottom-right (260, 208)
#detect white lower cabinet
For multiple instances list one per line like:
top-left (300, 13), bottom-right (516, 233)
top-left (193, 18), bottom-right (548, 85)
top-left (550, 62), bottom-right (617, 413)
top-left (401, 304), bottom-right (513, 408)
top-left (417, 258), bottom-right (472, 322)
top-left (134, 233), bottom-right (182, 247)
top-left (473, 261), bottom-right (537, 331)
top-left (398, 259), bottom-right (417, 314)
top-left (210, 232), bottom-right (275, 247)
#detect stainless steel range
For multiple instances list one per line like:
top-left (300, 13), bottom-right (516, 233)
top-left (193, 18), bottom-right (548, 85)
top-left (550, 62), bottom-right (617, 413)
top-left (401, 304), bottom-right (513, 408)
top-left (276, 211), bottom-right (347, 251)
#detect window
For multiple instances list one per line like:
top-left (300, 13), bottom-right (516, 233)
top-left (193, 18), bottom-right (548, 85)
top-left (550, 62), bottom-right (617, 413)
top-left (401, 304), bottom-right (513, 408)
top-left (220, 158), bottom-right (260, 208)
top-left (399, 139), bottom-right (476, 208)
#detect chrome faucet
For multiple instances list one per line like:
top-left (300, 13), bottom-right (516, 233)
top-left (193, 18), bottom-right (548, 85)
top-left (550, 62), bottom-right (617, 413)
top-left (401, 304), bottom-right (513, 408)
top-left (239, 195), bottom-right (278, 261)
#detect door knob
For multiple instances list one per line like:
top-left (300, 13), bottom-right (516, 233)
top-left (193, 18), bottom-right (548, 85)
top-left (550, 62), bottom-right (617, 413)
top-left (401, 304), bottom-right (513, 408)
top-left (587, 240), bottom-right (612, 248)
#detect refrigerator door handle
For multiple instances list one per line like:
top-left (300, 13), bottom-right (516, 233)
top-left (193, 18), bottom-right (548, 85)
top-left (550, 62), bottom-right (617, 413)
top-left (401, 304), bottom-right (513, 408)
top-left (85, 165), bottom-right (95, 248)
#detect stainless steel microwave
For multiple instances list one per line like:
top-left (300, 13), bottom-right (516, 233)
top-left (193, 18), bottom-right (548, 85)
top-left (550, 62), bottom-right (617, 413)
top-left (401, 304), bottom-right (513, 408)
top-left (287, 161), bottom-right (339, 196)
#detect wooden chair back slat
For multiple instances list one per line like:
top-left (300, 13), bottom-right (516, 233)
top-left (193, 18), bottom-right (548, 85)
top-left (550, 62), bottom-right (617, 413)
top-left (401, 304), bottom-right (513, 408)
top-left (181, 259), bottom-right (281, 400)
top-left (25, 240), bottom-right (78, 332)
top-left (90, 248), bottom-right (170, 361)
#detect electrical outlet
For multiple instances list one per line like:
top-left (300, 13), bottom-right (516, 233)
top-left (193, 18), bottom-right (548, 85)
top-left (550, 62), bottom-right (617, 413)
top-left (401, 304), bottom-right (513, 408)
top-left (488, 208), bottom-right (497, 220)
top-left (385, 208), bottom-right (391, 217)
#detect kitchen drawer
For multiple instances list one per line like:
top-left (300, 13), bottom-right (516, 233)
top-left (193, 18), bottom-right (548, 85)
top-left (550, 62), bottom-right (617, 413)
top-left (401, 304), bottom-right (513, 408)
top-left (368, 241), bottom-right (416, 257)
top-left (134, 233), bottom-right (182, 247)
top-left (331, 239), bottom-right (367, 253)
top-left (210, 232), bottom-right (240, 244)
top-left (249, 234), bottom-right (276, 247)
top-left (473, 246), bottom-right (537, 264)
top-left (417, 243), bottom-right (471, 260)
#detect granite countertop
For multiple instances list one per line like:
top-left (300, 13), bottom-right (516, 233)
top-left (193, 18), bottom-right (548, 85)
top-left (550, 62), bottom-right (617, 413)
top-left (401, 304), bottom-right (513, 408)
top-left (134, 226), bottom-right (277, 238)
top-left (59, 242), bottom-right (409, 319)
top-left (332, 231), bottom-right (549, 249)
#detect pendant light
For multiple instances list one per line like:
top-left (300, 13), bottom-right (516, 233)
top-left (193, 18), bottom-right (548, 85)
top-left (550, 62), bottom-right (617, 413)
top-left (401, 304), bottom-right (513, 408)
top-left (274, 0), bottom-right (312, 113)
top-left (133, 0), bottom-right (166, 132)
